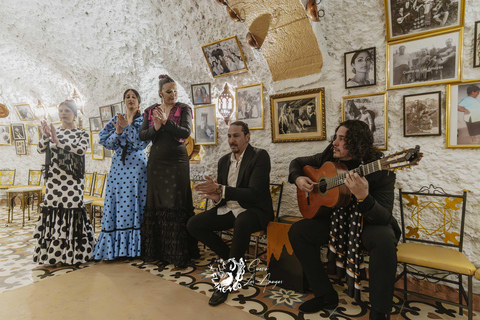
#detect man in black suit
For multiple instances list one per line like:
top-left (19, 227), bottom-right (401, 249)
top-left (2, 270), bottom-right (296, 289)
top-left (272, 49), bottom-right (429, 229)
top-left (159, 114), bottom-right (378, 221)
top-left (187, 121), bottom-right (273, 306)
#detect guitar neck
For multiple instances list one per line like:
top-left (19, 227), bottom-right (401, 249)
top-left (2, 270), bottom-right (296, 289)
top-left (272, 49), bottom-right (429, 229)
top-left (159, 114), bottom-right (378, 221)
top-left (327, 160), bottom-right (382, 189)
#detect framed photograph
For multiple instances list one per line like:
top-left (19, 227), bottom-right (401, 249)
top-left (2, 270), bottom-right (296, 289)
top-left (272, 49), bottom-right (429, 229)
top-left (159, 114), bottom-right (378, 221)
top-left (89, 117), bottom-right (102, 132)
top-left (474, 21), bottom-right (480, 68)
top-left (111, 102), bottom-right (123, 115)
top-left (99, 105), bottom-right (113, 121)
top-left (344, 47), bottom-right (376, 89)
top-left (341, 92), bottom-right (388, 150)
top-left (191, 83), bottom-right (212, 105)
top-left (14, 104), bottom-right (35, 121)
top-left (91, 132), bottom-right (104, 160)
top-left (447, 79), bottom-right (480, 148)
top-left (385, 0), bottom-right (465, 41)
top-left (0, 125), bottom-right (12, 145)
top-left (15, 140), bottom-right (27, 155)
top-left (387, 28), bottom-right (462, 90)
top-left (202, 35), bottom-right (248, 78)
top-left (403, 91), bottom-right (441, 137)
top-left (47, 105), bottom-right (60, 124)
top-left (194, 104), bottom-right (217, 145)
top-left (26, 124), bottom-right (40, 145)
top-left (270, 88), bottom-right (326, 143)
top-left (102, 120), bottom-right (109, 128)
top-left (11, 123), bottom-right (26, 140)
top-left (104, 148), bottom-right (114, 158)
top-left (235, 83), bottom-right (264, 130)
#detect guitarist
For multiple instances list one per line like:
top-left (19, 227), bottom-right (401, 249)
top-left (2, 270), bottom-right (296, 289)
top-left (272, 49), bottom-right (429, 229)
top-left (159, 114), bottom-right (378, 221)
top-left (288, 120), bottom-right (401, 320)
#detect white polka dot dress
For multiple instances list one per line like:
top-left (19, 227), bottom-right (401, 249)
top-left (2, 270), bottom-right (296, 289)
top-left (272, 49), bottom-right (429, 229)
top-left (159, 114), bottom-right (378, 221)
top-left (92, 114), bottom-right (148, 260)
top-left (33, 128), bottom-right (95, 265)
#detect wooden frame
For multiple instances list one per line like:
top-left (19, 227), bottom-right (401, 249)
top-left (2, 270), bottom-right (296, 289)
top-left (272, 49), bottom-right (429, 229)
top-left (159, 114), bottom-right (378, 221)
top-left (26, 124), bottom-right (40, 145)
top-left (191, 83), bottom-right (212, 106)
top-left (202, 35), bottom-right (248, 78)
top-left (344, 47), bottom-right (376, 89)
top-left (0, 124), bottom-right (12, 145)
top-left (270, 88), bottom-right (326, 143)
top-left (194, 104), bottom-right (217, 145)
top-left (387, 28), bottom-right (463, 90)
top-left (341, 92), bottom-right (388, 150)
top-left (403, 91), bottom-right (441, 137)
top-left (13, 104), bottom-right (35, 121)
top-left (474, 21), bottom-right (480, 68)
top-left (47, 105), bottom-right (60, 124)
top-left (11, 123), bottom-right (26, 140)
top-left (15, 140), bottom-right (27, 155)
top-left (235, 83), bottom-right (264, 130)
top-left (91, 132), bottom-right (104, 160)
top-left (111, 102), bottom-right (123, 115)
top-left (99, 105), bottom-right (113, 121)
top-left (89, 117), bottom-right (102, 132)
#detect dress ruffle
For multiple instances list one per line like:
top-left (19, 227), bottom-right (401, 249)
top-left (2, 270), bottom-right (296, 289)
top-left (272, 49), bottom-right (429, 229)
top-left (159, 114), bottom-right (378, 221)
top-left (92, 228), bottom-right (141, 260)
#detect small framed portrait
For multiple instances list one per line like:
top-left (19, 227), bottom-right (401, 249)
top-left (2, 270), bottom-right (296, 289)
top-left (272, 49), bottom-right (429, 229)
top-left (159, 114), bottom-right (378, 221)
top-left (446, 79), bottom-right (480, 148)
top-left (99, 105), bottom-right (113, 121)
top-left (191, 83), bottom-right (212, 105)
top-left (11, 123), bottom-right (26, 140)
top-left (14, 104), bottom-right (36, 121)
top-left (403, 91), bottom-right (441, 137)
top-left (385, 0), bottom-right (465, 42)
top-left (270, 88), bottom-right (326, 143)
top-left (15, 140), bottom-right (27, 155)
top-left (26, 124), bottom-right (40, 145)
top-left (111, 102), bottom-right (123, 115)
top-left (89, 117), bottom-right (102, 132)
top-left (47, 105), bottom-right (60, 124)
top-left (387, 28), bottom-right (463, 90)
top-left (341, 92), bottom-right (388, 150)
top-left (0, 125), bottom-right (12, 145)
top-left (91, 132), bottom-right (104, 160)
top-left (104, 148), bottom-right (114, 158)
top-left (474, 21), bottom-right (480, 68)
top-left (194, 104), bottom-right (217, 145)
top-left (202, 35), bottom-right (248, 78)
top-left (344, 47), bottom-right (376, 89)
top-left (235, 83), bottom-right (264, 130)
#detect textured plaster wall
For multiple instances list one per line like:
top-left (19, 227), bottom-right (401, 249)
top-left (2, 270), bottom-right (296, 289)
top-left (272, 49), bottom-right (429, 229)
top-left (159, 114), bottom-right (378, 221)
top-left (1, 0), bottom-right (480, 290)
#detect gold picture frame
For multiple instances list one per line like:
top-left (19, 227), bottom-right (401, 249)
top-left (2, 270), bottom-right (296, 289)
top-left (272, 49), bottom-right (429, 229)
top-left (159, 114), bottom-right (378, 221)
top-left (26, 124), bottom-right (40, 145)
top-left (235, 83), bottom-right (264, 130)
top-left (13, 104), bottom-right (36, 121)
top-left (202, 35), bottom-right (248, 78)
top-left (341, 92), bottom-right (388, 150)
top-left (0, 124), bottom-right (12, 145)
top-left (91, 132), bottom-right (104, 160)
top-left (194, 104), bottom-right (217, 146)
top-left (270, 88), bottom-right (326, 143)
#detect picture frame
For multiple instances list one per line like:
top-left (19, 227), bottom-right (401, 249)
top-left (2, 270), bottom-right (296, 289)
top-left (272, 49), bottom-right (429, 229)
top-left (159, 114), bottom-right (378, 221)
top-left (191, 83), bottom-right (212, 105)
top-left (270, 88), bottom-right (326, 143)
top-left (446, 79), bottom-right (480, 148)
top-left (91, 132), bottom-right (104, 160)
top-left (89, 117), bottom-right (102, 132)
top-left (341, 92), bottom-right (388, 150)
top-left (85, 132), bottom-right (92, 154)
top-left (235, 83), bottom-right (264, 130)
top-left (13, 104), bottom-right (36, 121)
top-left (474, 21), bottom-right (480, 68)
top-left (202, 35), bottom-right (248, 78)
top-left (26, 124), bottom-right (40, 145)
top-left (0, 125), bottom-right (12, 145)
top-left (111, 102), bottom-right (123, 115)
top-left (403, 91), bottom-right (441, 137)
top-left (15, 140), bottom-right (27, 155)
top-left (194, 104), bottom-right (217, 145)
top-left (47, 105), bottom-right (60, 124)
top-left (11, 123), bottom-right (26, 140)
top-left (387, 28), bottom-right (463, 90)
top-left (344, 47), bottom-right (376, 89)
top-left (102, 120), bottom-right (109, 128)
top-left (384, 0), bottom-right (465, 42)
top-left (99, 105), bottom-right (113, 121)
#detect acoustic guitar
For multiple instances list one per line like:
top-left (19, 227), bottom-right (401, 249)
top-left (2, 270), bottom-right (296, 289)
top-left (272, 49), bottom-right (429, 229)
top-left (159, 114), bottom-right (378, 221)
top-left (297, 146), bottom-right (423, 219)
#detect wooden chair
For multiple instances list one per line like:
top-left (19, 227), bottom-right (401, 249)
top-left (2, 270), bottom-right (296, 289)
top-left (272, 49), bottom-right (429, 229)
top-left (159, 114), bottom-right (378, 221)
top-left (394, 185), bottom-right (476, 319)
top-left (26, 169), bottom-right (42, 209)
top-left (84, 172), bottom-right (95, 196)
top-left (88, 172), bottom-right (107, 232)
top-left (0, 169), bottom-right (16, 206)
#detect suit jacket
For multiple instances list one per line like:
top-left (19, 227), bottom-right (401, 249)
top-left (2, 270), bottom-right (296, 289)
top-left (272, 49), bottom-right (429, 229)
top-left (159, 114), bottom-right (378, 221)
top-left (216, 144), bottom-right (273, 229)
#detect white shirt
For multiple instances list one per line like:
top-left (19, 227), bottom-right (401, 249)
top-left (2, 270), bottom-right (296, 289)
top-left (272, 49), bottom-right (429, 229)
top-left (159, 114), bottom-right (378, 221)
top-left (217, 150), bottom-right (247, 218)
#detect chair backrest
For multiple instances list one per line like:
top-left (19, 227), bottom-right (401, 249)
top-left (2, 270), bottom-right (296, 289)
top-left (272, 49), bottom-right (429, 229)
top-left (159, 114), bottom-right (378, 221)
top-left (398, 185), bottom-right (468, 252)
top-left (84, 172), bottom-right (95, 195)
top-left (270, 182), bottom-right (284, 221)
top-left (28, 169), bottom-right (42, 186)
top-left (0, 169), bottom-right (16, 186)
top-left (92, 172), bottom-right (107, 197)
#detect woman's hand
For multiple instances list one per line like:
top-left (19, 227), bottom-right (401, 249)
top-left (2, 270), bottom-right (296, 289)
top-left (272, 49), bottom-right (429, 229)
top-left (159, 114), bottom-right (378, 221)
top-left (117, 113), bottom-right (128, 128)
top-left (113, 117), bottom-right (123, 135)
top-left (157, 106), bottom-right (168, 125)
top-left (50, 124), bottom-right (59, 145)
top-left (153, 108), bottom-right (163, 131)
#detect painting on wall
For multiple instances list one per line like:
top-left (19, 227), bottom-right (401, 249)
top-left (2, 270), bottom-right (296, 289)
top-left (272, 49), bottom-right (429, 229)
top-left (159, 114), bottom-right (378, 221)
top-left (26, 124), bottom-right (40, 145)
top-left (191, 83), bottom-right (212, 105)
top-left (235, 83), bottom-right (264, 130)
top-left (111, 102), bottom-right (123, 115)
top-left (0, 125), bottom-right (12, 145)
top-left (89, 117), bottom-right (102, 132)
top-left (104, 148), bottom-right (114, 158)
top-left (91, 132), bottom-right (104, 160)
top-left (100, 105), bottom-right (113, 121)
top-left (344, 47), bottom-right (376, 89)
top-left (14, 104), bottom-right (36, 121)
top-left (194, 104), bottom-right (216, 145)
top-left (474, 20), bottom-right (480, 68)
top-left (11, 124), bottom-right (26, 140)
top-left (202, 36), bottom-right (248, 78)
top-left (403, 91), bottom-right (441, 137)
top-left (15, 140), bottom-right (27, 155)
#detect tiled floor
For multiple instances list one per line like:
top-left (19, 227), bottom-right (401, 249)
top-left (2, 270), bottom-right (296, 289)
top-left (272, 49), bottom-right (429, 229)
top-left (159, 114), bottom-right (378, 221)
top-left (0, 205), bottom-right (478, 319)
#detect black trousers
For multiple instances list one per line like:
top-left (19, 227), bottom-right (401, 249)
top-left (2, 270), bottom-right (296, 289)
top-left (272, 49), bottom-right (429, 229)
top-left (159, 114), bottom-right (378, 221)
top-left (187, 207), bottom-right (263, 261)
top-left (288, 217), bottom-right (398, 314)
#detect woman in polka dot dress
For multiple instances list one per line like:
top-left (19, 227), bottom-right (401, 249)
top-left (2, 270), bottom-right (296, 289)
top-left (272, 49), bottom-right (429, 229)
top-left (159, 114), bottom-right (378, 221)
top-left (92, 89), bottom-right (149, 260)
top-left (33, 101), bottom-right (95, 265)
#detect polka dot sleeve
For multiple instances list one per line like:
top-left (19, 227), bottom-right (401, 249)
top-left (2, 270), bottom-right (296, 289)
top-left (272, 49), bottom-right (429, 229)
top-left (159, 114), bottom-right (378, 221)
top-left (122, 116), bottom-right (149, 150)
top-left (99, 116), bottom-right (121, 150)
top-left (53, 129), bottom-right (89, 156)
top-left (37, 135), bottom-right (50, 154)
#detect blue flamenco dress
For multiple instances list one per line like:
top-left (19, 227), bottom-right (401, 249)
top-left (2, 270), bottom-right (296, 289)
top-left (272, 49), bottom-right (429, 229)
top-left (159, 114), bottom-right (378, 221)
top-left (92, 113), bottom-right (149, 260)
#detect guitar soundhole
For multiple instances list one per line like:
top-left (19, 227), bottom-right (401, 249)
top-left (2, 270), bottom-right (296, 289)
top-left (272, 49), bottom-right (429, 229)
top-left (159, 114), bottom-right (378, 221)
top-left (318, 179), bottom-right (327, 194)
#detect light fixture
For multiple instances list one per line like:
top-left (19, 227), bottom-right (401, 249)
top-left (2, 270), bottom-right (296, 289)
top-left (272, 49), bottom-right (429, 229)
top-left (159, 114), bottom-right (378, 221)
top-left (218, 83), bottom-right (235, 125)
top-left (34, 100), bottom-right (46, 119)
top-left (226, 5), bottom-right (242, 22)
top-left (215, 0), bottom-right (227, 5)
top-left (246, 32), bottom-right (260, 50)
top-left (305, 0), bottom-right (325, 22)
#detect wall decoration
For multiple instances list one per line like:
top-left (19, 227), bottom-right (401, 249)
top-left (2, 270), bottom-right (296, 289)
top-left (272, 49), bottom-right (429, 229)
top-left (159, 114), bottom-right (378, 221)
top-left (0, 103), bottom-right (9, 118)
top-left (194, 104), bottom-right (216, 145)
top-left (111, 102), bottom-right (123, 115)
top-left (89, 117), bottom-right (102, 132)
top-left (102, 120), bottom-right (109, 128)
top-left (387, 28), bottom-right (462, 90)
top-left (474, 20), bottom-right (480, 68)
top-left (26, 124), bottom-right (40, 145)
top-left (270, 88), bottom-right (326, 143)
top-left (11, 123), bottom-right (26, 140)
top-left (385, 0), bottom-right (464, 41)
top-left (447, 79), bottom-right (480, 148)
top-left (91, 132), bottom-right (104, 160)
top-left (99, 105), bottom-right (113, 121)
top-left (0, 125), bottom-right (12, 145)
top-left (344, 47), bottom-right (376, 89)
top-left (13, 104), bottom-right (35, 121)
top-left (47, 105), bottom-right (60, 124)
top-left (86, 132), bottom-right (92, 154)
top-left (341, 92), bottom-right (388, 150)
top-left (235, 83), bottom-right (264, 130)
top-left (104, 148), bottom-right (114, 158)
top-left (403, 91), bottom-right (441, 137)
top-left (191, 83), bottom-right (212, 105)
top-left (202, 35), bottom-right (248, 78)
top-left (15, 140), bottom-right (27, 155)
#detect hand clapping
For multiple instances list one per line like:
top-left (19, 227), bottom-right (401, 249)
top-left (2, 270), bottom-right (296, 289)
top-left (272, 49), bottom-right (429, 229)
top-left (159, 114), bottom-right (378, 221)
top-left (194, 175), bottom-right (221, 202)
top-left (153, 107), bottom-right (166, 131)
top-left (40, 120), bottom-right (51, 138)
top-left (114, 113), bottom-right (128, 134)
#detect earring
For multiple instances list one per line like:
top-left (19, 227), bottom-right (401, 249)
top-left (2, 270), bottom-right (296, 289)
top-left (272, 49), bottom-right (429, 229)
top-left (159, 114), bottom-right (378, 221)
top-left (352, 67), bottom-right (356, 74)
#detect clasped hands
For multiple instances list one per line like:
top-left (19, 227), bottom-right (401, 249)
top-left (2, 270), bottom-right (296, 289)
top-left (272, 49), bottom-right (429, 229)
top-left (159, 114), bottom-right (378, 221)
top-left (153, 106), bottom-right (168, 131)
top-left (194, 175), bottom-right (221, 203)
top-left (113, 113), bottom-right (128, 134)
top-left (40, 120), bottom-right (59, 145)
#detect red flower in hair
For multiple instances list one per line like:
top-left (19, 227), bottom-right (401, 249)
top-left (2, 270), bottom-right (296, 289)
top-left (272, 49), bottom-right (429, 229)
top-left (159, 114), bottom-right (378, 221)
top-left (159, 74), bottom-right (169, 79)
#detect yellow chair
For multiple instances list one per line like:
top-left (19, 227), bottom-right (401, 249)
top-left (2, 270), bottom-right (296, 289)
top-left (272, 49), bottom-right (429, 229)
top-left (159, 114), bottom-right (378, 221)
top-left (395, 185), bottom-right (476, 319)
top-left (88, 172), bottom-right (107, 232)
top-left (26, 169), bottom-right (42, 209)
top-left (84, 172), bottom-right (95, 196)
top-left (0, 169), bottom-right (16, 206)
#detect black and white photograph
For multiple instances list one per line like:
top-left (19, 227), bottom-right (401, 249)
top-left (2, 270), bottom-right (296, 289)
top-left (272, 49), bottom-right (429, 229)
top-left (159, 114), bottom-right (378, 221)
top-left (344, 48), bottom-right (376, 89)
top-left (104, 148), bottom-right (114, 158)
top-left (385, 0), bottom-right (464, 41)
top-left (194, 104), bottom-right (216, 145)
top-left (474, 20), bottom-right (480, 68)
top-left (111, 102), bottom-right (123, 115)
top-left (47, 105), bottom-right (60, 124)
top-left (14, 104), bottom-right (36, 121)
top-left (26, 124), bottom-right (40, 145)
top-left (235, 83), bottom-right (264, 130)
top-left (388, 28), bottom-right (462, 89)
top-left (0, 125), bottom-right (12, 145)
top-left (403, 91), bottom-right (441, 137)
top-left (15, 140), bottom-right (27, 155)
top-left (89, 117), bottom-right (102, 132)
top-left (191, 83), bottom-right (211, 105)
top-left (100, 105), bottom-right (113, 121)
top-left (202, 36), bottom-right (248, 78)
top-left (11, 123), bottom-right (26, 140)
top-left (91, 132), bottom-right (104, 160)
top-left (342, 92), bottom-right (388, 150)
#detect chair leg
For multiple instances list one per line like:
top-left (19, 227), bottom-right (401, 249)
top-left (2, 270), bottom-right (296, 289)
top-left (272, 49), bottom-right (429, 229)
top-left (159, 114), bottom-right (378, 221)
top-left (468, 275), bottom-right (473, 320)
top-left (403, 263), bottom-right (408, 301)
top-left (459, 274), bottom-right (463, 316)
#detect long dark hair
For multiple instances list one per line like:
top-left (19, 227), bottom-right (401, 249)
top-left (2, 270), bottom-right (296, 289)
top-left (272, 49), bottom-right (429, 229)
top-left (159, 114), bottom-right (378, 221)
top-left (332, 120), bottom-right (382, 162)
top-left (123, 89), bottom-right (141, 104)
top-left (159, 75), bottom-right (175, 91)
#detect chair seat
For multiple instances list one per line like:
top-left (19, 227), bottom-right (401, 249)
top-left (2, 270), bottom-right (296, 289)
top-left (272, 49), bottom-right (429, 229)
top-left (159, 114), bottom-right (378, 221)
top-left (92, 199), bottom-right (104, 207)
top-left (475, 268), bottom-right (480, 281)
top-left (84, 195), bottom-right (103, 202)
top-left (397, 242), bottom-right (476, 276)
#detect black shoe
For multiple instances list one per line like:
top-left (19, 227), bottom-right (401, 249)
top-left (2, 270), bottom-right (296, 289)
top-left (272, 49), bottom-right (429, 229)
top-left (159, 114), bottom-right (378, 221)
top-left (369, 308), bottom-right (390, 320)
top-left (299, 293), bottom-right (339, 313)
top-left (209, 290), bottom-right (229, 306)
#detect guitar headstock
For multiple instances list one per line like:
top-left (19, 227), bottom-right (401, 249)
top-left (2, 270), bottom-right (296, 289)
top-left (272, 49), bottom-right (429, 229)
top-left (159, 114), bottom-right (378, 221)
top-left (381, 145), bottom-right (423, 172)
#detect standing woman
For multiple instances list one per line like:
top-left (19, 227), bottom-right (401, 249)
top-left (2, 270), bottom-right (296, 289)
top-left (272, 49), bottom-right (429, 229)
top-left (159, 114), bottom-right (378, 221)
top-left (140, 75), bottom-right (199, 267)
top-left (92, 89), bottom-right (149, 260)
top-left (33, 101), bottom-right (95, 265)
